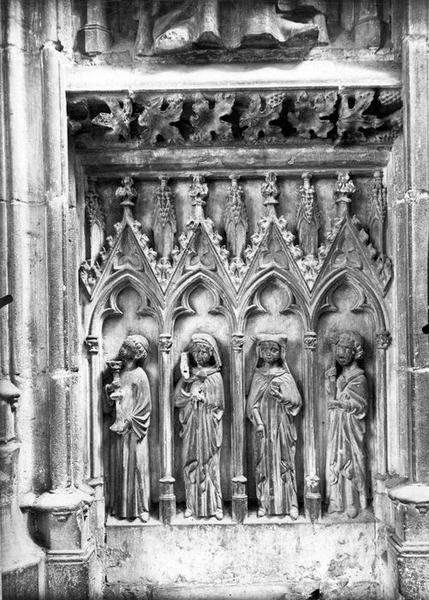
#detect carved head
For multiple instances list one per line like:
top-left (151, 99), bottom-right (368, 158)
top-left (258, 341), bottom-right (281, 365)
top-left (255, 334), bottom-right (288, 369)
top-left (332, 330), bottom-right (364, 366)
top-left (118, 334), bottom-right (149, 364)
top-left (189, 333), bottom-right (222, 369)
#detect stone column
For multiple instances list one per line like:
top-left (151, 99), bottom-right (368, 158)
top-left (231, 333), bottom-right (247, 523)
top-left (303, 331), bottom-right (321, 522)
top-left (387, 2), bottom-right (429, 597)
top-left (80, 0), bottom-right (112, 56)
top-left (30, 8), bottom-right (98, 597)
top-left (85, 335), bottom-right (105, 546)
top-left (0, 1), bottom-right (45, 596)
top-left (375, 331), bottom-right (391, 476)
top-left (158, 334), bottom-right (176, 523)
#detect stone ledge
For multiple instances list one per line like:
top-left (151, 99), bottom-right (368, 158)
top-left (106, 507), bottom-right (376, 528)
top-left (66, 61), bottom-right (401, 93)
top-left (105, 519), bottom-right (379, 591)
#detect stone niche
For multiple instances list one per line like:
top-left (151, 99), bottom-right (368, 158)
top-left (77, 146), bottom-right (396, 595)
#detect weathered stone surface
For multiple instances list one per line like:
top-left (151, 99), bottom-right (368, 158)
top-left (105, 518), bottom-right (380, 595)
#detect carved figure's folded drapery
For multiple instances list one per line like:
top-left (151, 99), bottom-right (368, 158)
top-left (247, 335), bottom-right (302, 517)
top-left (325, 330), bottom-right (368, 518)
top-left (174, 333), bottom-right (224, 519)
top-left (326, 365), bottom-right (368, 511)
top-left (151, 0), bottom-right (327, 54)
top-left (105, 335), bottom-right (152, 520)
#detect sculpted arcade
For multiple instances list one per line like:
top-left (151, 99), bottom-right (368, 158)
top-left (5, 2), bottom-right (429, 599)
top-left (80, 167), bottom-right (391, 525)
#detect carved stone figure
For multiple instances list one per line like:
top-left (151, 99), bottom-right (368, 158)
top-left (147, 0), bottom-right (328, 55)
top-left (261, 172), bottom-right (280, 219)
top-left (189, 174), bottom-right (209, 224)
top-left (174, 333), bottom-right (224, 519)
top-left (296, 172), bottom-right (320, 255)
top-left (247, 334), bottom-right (302, 518)
top-left (153, 176), bottom-right (177, 259)
top-left (325, 330), bottom-right (368, 518)
top-left (369, 170), bottom-right (387, 256)
top-left (105, 335), bottom-right (152, 521)
top-left (225, 176), bottom-right (248, 260)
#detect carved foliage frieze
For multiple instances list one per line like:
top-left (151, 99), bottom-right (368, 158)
top-left (68, 87), bottom-right (402, 149)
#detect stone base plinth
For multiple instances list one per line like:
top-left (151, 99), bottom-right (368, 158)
top-left (106, 511), bottom-right (382, 599)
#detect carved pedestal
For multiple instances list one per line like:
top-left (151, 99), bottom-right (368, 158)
top-left (31, 489), bottom-right (97, 600)
top-left (0, 380), bottom-right (44, 600)
top-left (388, 484), bottom-right (429, 600)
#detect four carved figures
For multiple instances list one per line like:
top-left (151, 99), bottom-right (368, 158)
top-left (92, 172), bottom-right (384, 522)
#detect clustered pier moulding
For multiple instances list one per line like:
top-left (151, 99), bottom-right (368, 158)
top-left (1, 1), bottom-right (429, 600)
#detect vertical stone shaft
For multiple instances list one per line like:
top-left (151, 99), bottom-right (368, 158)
top-left (231, 334), bottom-right (247, 523)
top-left (303, 333), bottom-right (318, 512)
top-left (0, 2), bottom-right (44, 597)
top-left (375, 333), bottom-right (390, 478)
top-left (401, 0), bottom-right (429, 481)
top-left (159, 334), bottom-right (176, 523)
top-left (41, 40), bottom-right (70, 490)
top-left (82, 0), bottom-right (112, 56)
top-left (85, 337), bottom-right (101, 481)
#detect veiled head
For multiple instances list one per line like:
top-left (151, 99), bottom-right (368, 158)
top-left (255, 333), bottom-right (288, 369)
top-left (189, 333), bottom-right (222, 368)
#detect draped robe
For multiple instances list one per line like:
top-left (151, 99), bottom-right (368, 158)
top-left (174, 366), bottom-right (224, 517)
top-left (106, 367), bottom-right (151, 519)
top-left (247, 365), bottom-right (302, 515)
top-left (326, 365), bottom-right (368, 512)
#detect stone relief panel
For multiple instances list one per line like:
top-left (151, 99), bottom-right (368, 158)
top-left (80, 168), bottom-right (390, 523)
top-left (73, 0), bottom-right (397, 61)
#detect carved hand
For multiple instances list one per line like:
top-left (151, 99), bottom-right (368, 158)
top-left (269, 381), bottom-right (282, 399)
top-left (116, 419), bottom-right (131, 436)
top-left (256, 424), bottom-right (265, 439)
top-left (328, 400), bottom-right (342, 410)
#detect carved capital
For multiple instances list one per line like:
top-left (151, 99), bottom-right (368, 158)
top-left (85, 335), bottom-right (99, 355)
top-left (231, 333), bottom-right (244, 351)
top-left (159, 334), bottom-right (173, 353)
top-left (376, 330), bottom-right (392, 350)
top-left (305, 474), bottom-right (320, 493)
top-left (303, 331), bottom-right (318, 351)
